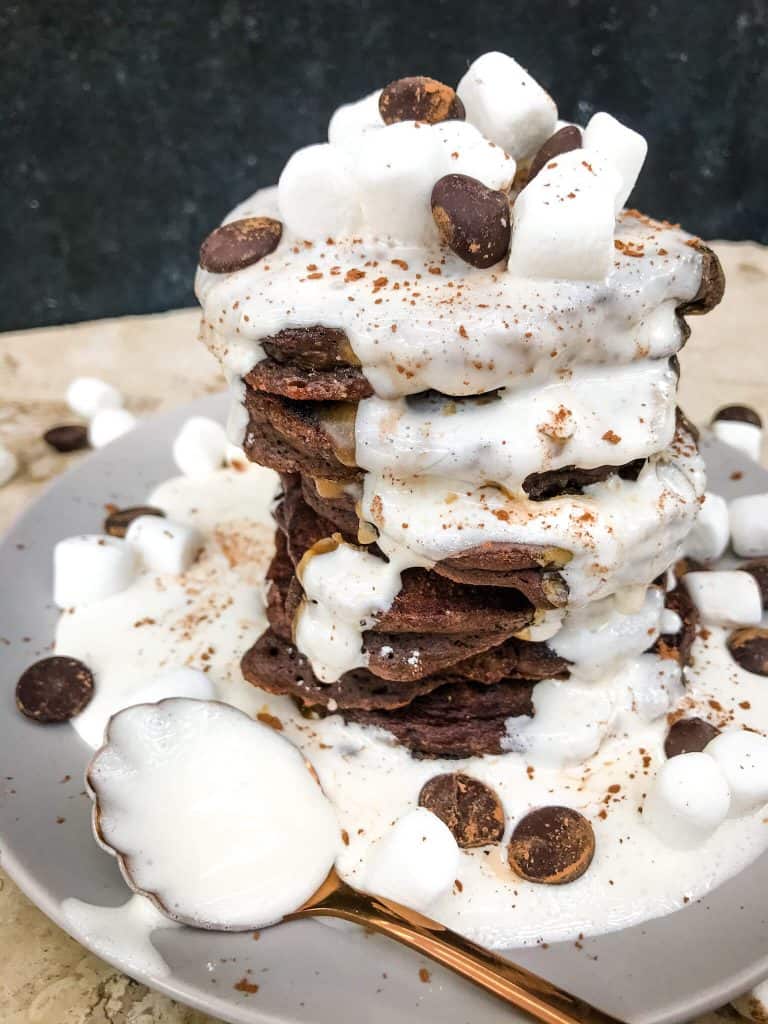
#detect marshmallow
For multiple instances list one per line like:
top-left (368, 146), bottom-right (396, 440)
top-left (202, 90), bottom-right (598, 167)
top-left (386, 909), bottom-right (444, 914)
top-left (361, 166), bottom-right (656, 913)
top-left (0, 443), bottom-right (18, 487)
top-left (684, 492), bottom-right (730, 562)
top-left (730, 493), bottom-right (768, 557)
top-left (225, 442), bottom-right (249, 471)
top-left (507, 150), bottom-right (621, 281)
top-left (54, 535), bottom-right (136, 608)
top-left (644, 752), bottom-right (731, 849)
top-left (66, 377), bottom-right (123, 419)
top-left (733, 979), bottom-right (768, 1022)
top-left (172, 416), bottom-right (228, 478)
top-left (712, 419), bottom-right (763, 462)
top-left (706, 731), bottom-right (768, 816)
top-left (433, 121), bottom-right (517, 191)
top-left (88, 408), bottom-right (138, 448)
top-left (127, 667), bottom-right (216, 707)
top-left (457, 51), bottom-right (557, 159)
top-left (328, 89), bottom-right (383, 145)
top-left (583, 112), bottom-right (648, 212)
top-left (364, 808), bottom-right (459, 911)
top-left (684, 571), bottom-right (763, 627)
top-left (278, 143), bottom-right (361, 239)
top-left (125, 515), bottom-right (203, 576)
top-left (660, 608), bottom-right (683, 634)
top-left (354, 121), bottom-right (444, 244)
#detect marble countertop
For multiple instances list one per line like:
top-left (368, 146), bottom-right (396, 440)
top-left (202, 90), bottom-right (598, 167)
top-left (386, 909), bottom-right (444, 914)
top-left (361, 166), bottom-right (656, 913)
top-left (1, 241), bottom-right (766, 1022)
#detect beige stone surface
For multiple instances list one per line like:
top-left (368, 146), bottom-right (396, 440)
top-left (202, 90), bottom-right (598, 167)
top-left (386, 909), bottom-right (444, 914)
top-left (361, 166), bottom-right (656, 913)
top-left (0, 241), bottom-right (766, 1021)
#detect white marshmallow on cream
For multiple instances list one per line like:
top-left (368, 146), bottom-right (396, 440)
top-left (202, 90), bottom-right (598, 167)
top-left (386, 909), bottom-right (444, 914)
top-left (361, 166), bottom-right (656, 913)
top-left (328, 89), bottom-right (383, 145)
top-left (706, 731), bottom-right (768, 816)
top-left (432, 120), bottom-right (517, 191)
top-left (644, 752), bottom-right (731, 849)
top-left (457, 51), bottom-right (557, 159)
top-left (712, 419), bottom-right (763, 462)
top-left (87, 699), bottom-right (341, 930)
top-left (583, 111), bottom-right (648, 212)
top-left (684, 491), bottom-right (730, 563)
top-left (278, 143), bottom-right (362, 239)
top-left (125, 515), bottom-right (203, 576)
top-left (363, 808), bottom-right (459, 911)
top-left (683, 571), bottom-right (763, 627)
top-left (172, 416), bottom-right (228, 478)
top-left (507, 150), bottom-right (622, 281)
top-left (729, 493), bottom-right (768, 557)
top-left (54, 535), bottom-right (136, 608)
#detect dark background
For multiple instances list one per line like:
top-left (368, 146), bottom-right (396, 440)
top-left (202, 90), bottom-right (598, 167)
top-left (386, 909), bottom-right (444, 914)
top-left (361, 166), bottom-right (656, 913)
top-left (2, 0), bottom-right (766, 332)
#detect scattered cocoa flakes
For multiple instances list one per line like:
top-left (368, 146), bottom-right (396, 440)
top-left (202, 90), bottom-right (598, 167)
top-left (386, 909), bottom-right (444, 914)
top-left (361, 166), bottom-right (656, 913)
top-left (602, 430), bottom-right (621, 444)
top-left (391, 258), bottom-right (408, 270)
top-left (306, 271), bottom-right (323, 280)
top-left (257, 711), bottom-right (283, 731)
top-left (345, 268), bottom-right (365, 282)
top-left (419, 968), bottom-right (431, 983)
top-left (454, 878), bottom-right (464, 892)
top-left (235, 978), bottom-right (259, 994)
top-left (458, 325), bottom-right (468, 339)
top-left (341, 828), bottom-right (350, 846)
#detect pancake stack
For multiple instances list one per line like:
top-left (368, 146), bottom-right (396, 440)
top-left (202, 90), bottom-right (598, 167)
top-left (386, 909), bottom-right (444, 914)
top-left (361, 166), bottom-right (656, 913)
top-left (195, 54), bottom-right (724, 757)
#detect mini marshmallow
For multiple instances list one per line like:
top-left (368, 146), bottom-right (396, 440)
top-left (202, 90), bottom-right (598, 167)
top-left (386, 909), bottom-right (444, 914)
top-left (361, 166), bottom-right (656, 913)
top-left (729, 493), bottom-right (768, 557)
top-left (507, 150), bottom-right (621, 281)
top-left (457, 51), bottom-right (557, 159)
top-left (172, 416), bottom-right (228, 478)
top-left (66, 377), bottom-right (123, 419)
top-left (54, 535), bottom-right (136, 608)
top-left (712, 419), bottom-right (763, 462)
top-left (433, 121), bottom-right (517, 191)
top-left (644, 752), bottom-right (731, 849)
top-left (328, 89), bottom-right (383, 145)
top-left (364, 807), bottom-right (459, 911)
top-left (278, 143), bottom-right (362, 239)
top-left (0, 443), bottom-right (18, 487)
top-left (660, 608), bottom-right (683, 634)
top-left (128, 667), bottom-right (216, 707)
top-left (684, 571), bottom-right (763, 627)
top-left (354, 121), bottom-right (444, 244)
top-left (706, 731), bottom-right (768, 816)
top-left (125, 515), bottom-right (203, 576)
top-left (583, 111), bottom-right (648, 212)
top-left (88, 408), bottom-right (138, 448)
top-left (684, 492), bottom-right (730, 562)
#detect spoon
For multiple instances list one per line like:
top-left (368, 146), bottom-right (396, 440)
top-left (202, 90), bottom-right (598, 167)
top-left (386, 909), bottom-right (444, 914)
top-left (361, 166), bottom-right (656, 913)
top-left (286, 867), bottom-right (620, 1024)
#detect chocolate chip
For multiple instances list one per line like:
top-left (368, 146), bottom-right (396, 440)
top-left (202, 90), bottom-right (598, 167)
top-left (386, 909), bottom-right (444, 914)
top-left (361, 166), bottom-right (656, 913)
top-left (104, 505), bottom-right (166, 538)
top-left (507, 806), bottom-right (595, 885)
top-left (712, 405), bottom-right (762, 429)
top-left (379, 76), bottom-right (465, 125)
top-left (728, 627), bottom-right (768, 676)
top-left (16, 656), bottom-right (94, 723)
top-left (527, 126), bottom-right (583, 183)
top-left (199, 217), bottom-right (282, 274)
top-left (743, 559), bottom-right (768, 608)
top-left (665, 717), bottom-right (720, 758)
top-left (419, 772), bottom-right (505, 848)
top-left (43, 424), bottom-right (90, 453)
top-left (431, 174), bottom-right (510, 269)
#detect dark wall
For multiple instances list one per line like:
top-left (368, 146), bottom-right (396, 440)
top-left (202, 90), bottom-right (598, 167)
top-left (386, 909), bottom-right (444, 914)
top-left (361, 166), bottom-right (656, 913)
top-left (2, 0), bottom-right (766, 332)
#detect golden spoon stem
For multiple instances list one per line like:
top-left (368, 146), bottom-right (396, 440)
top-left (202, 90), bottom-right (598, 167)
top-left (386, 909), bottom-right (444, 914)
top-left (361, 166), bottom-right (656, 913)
top-left (287, 871), bottom-right (620, 1024)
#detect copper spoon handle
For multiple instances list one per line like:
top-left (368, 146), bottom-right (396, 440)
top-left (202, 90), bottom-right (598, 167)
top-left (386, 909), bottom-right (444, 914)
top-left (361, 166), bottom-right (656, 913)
top-left (287, 873), bottom-right (620, 1024)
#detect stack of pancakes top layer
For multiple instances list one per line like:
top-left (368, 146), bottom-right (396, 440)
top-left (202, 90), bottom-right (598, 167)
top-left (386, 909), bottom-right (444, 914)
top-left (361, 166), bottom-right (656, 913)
top-left (195, 54), bottom-right (723, 756)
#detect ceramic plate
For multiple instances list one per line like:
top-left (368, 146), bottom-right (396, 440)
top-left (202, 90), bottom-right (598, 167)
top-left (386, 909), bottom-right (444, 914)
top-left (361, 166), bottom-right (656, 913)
top-left (2, 394), bottom-right (768, 1024)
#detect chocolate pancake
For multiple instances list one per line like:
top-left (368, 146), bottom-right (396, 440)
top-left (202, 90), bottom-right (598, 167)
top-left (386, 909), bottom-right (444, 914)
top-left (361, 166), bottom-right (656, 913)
top-left (346, 681), bottom-right (535, 758)
top-left (245, 359), bottom-right (373, 402)
top-left (242, 629), bottom-right (466, 711)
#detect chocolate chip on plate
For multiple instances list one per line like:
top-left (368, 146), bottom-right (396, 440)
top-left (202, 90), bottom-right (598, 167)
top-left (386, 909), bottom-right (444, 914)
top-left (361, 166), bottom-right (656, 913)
top-left (104, 505), bottom-right (166, 538)
top-left (507, 806), bottom-right (595, 885)
top-left (431, 174), bottom-right (510, 269)
top-left (16, 656), bottom-right (94, 723)
top-left (743, 559), bottom-right (768, 608)
top-left (419, 772), bottom-right (505, 848)
top-left (527, 125), bottom-right (583, 183)
top-left (199, 217), bottom-right (282, 274)
top-left (664, 717), bottom-right (721, 758)
top-left (728, 627), bottom-right (768, 676)
top-left (43, 424), bottom-right (90, 453)
top-left (712, 405), bottom-right (763, 429)
top-left (379, 76), bottom-right (465, 125)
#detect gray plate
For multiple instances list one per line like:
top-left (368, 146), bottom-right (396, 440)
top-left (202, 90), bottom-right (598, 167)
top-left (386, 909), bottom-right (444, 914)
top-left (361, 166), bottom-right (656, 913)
top-left (2, 394), bottom-right (768, 1024)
